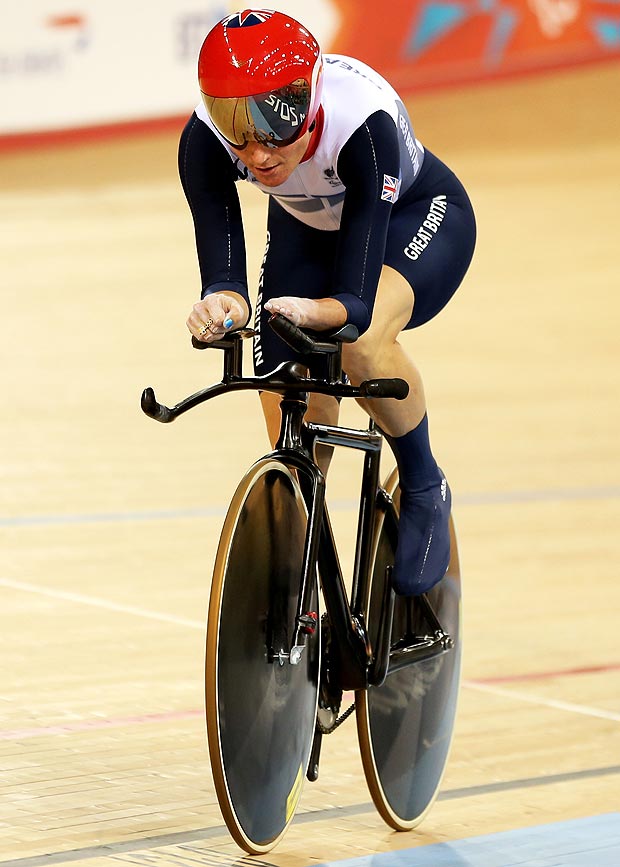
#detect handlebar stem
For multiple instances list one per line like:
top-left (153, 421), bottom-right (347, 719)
top-left (222, 335), bottom-right (244, 381)
top-left (276, 396), bottom-right (311, 454)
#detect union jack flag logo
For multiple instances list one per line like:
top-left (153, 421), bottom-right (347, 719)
top-left (224, 10), bottom-right (274, 28)
top-left (381, 174), bottom-right (401, 203)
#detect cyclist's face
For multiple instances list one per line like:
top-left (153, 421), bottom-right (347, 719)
top-left (230, 131), bottom-right (311, 187)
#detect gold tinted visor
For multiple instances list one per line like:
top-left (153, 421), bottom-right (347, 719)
top-left (203, 79), bottom-right (311, 148)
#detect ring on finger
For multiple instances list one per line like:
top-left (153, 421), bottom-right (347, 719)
top-left (198, 318), bottom-right (214, 336)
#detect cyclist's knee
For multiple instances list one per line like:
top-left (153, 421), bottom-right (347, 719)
top-left (342, 331), bottom-right (381, 379)
top-left (343, 323), bottom-right (402, 381)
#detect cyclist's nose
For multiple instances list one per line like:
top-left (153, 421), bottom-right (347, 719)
top-left (245, 142), bottom-right (275, 164)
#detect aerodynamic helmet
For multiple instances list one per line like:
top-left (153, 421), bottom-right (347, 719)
top-left (198, 9), bottom-right (323, 149)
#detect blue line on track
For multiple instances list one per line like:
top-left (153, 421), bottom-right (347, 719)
top-left (0, 805), bottom-right (617, 867)
top-left (0, 506), bottom-right (227, 528)
top-left (313, 813), bottom-right (620, 867)
top-left (1, 486), bottom-right (618, 529)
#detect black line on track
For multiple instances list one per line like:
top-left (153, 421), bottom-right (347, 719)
top-left (3, 764), bottom-right (619, 867)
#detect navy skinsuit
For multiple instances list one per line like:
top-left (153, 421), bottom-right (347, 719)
top-left (179, 54), bottom-right (476, 375)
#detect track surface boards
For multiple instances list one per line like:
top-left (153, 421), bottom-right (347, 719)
top-left (1, 60), bottom-right (619, 867)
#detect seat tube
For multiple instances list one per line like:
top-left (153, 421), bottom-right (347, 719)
top-left (350, 441), bottom-right (382, 614)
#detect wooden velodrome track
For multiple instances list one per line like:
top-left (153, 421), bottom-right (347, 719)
top-left (1, 60), bottom-right (619, 866)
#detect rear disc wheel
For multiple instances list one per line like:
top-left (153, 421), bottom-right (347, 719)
top-left (356, 467), bottom-right (462, 829)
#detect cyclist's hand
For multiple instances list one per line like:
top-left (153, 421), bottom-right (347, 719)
top-left (187, 293), bottom-right (249, 343)
top-left (265, 296), bottom-right (347, 331)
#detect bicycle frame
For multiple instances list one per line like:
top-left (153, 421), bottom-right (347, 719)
top-left (141, 317), bottom-right (452, 691)
top-left (271, 396), bottom-right (454, 695)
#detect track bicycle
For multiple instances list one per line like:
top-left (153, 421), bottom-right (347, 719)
top-left (141, 314), bottom-right (462, 854)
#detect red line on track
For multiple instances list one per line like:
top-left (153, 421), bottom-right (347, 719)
top-left (1, 708), bottom-right (203, 741)
top-left (3, 57), bottom-right (618, 155)
top-left (2, 666), bottom-right (617, 741)
top-left (470, 662), bottom-right (620, 685)
top-left (0, 114), bottom-right (190, 154)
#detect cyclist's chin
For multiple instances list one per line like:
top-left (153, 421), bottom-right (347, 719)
top-left (252, 165), bottom-right (291, 187)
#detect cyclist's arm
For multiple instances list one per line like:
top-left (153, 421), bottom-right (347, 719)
top-left (331, 110), bottom-right (401, 334)
top-left (178, 113), bottom-right (251, 320)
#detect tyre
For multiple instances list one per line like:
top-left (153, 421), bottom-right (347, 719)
top-left (205, 458), bottom-right (319, 852)
top-left (356, 467), bottom-right (462, 829)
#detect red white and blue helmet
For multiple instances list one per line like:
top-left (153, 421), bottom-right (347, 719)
top-left (198, 9), bottom-right (323, 149)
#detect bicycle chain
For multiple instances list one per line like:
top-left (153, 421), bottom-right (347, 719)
top-left (317, 612), bottom-right (357, 734)
top-left (317, 700), bottom-right (356, 734)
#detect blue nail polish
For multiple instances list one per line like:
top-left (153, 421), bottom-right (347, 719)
top-left (224, 318), bottom-right (233, 329)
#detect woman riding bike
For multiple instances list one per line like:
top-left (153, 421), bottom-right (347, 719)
top-left (181, 8), bottom-right (476, 596)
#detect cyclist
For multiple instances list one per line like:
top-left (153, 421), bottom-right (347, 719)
top-left (181, 9), bottom-right (476, 596)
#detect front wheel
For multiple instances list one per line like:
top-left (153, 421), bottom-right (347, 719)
top-left (356, 467), bottom-right (462, 829)
top-left (205, 458), bottom-right (319, 853)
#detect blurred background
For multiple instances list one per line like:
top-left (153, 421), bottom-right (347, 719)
top-left (1, 2), bottom-right (619, 864)
top-left (4, 0), bottom-right (620, 138)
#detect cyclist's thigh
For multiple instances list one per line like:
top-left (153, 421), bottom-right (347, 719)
top-left (253, 199), bottom-right (338, 377)
top-left (354, 265), bottom-right (415, 347)
top-left (384, 149), bottom-right (477, 329)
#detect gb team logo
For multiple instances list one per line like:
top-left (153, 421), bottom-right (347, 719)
top-left (223, 10), bottom-right (274, 27)
top-left (381, 174), bottom-right (401, 203)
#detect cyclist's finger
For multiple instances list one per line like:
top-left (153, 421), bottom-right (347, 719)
top-left (189, 301), bottom-right (216, 326)
top-left (216, 297), bottom-right (244, 330)
top-left (188, 311), bottom-right (218, 342)
top-left (265, 299), bottom-right (302, 325)
top-left (188, 295), bottom-right (244, 339)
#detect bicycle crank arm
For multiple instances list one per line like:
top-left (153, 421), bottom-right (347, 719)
top-left (387, 630), bottom-right (454, 676)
